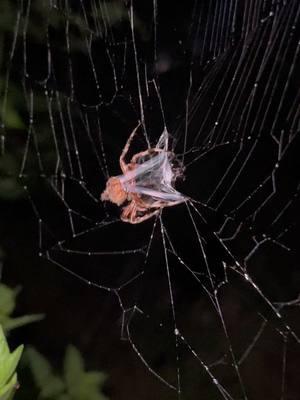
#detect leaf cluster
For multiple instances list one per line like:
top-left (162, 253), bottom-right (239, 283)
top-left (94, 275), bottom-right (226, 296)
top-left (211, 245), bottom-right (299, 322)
top-left (0, 325), bottom-right (23, 400)
top-left (25, 346), bottom-right (109, 400)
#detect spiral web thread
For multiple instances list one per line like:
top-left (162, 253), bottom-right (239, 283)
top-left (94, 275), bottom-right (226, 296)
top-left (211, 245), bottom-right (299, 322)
top-left (1, 0), bottom-right (300, 398)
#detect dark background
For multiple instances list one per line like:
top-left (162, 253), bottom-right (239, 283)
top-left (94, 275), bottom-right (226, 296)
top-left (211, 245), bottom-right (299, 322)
top-left (1, 0), bottom-right (300, 399)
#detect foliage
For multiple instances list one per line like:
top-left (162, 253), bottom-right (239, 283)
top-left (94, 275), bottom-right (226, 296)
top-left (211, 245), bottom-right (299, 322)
top-left (0, 283), bottom-right (109, 399)
top-left (25, 346), bottom-right (109, 400)
top-left (0, 283), bottom-right (44, 333)
top-left (0, 325), bottom-right (23, 400)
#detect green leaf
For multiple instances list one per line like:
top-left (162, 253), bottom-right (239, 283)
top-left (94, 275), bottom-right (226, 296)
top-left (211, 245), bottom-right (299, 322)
top-left (0, 344), bottom-right (24, 388)
top-left (0, 284), bottom-right (44, 332)
top-left (57, 395), bottom-right (71, 400)
top-left (25, 347), bottom-right (65, 398)
top-left (27, 345), bottom-right (109, 400)
top-left (3, 107), bottom-right (24, 130)
top-left (77, 371), bottom-right (109, 400)
top-left (0, 326), bottom-right (9, 360)
top-left (64, 345), bottom-right (84, 394)
top-left (64, 346), bottom-right (108, 400)
top-left (0, 285), bottom-right (19, 317)
top-left (39, 377), bottom-right (65, 399)
top-left (0, 325), bottom-right (23, 400)
top-left (2, 314), bottom-right (45, 332)
top-left (0, 372), bottom-right (17, 400)
top-left (83, 371), bottom-right (107, 388)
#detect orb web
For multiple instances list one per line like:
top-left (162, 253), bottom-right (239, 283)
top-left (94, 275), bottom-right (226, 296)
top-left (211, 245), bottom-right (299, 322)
top-left (1, 0), bottom-right (300, 398)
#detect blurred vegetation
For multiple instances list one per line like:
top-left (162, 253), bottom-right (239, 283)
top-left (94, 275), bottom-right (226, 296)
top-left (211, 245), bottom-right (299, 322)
top-left (0, 282), bottom-right (110, 400)
top-left (0, 0), bottom-right (148, 201)
top-left (0, 284), bottom-right (44, 333)
top-left (25, 346), bottom-right (109, 400)
top-left (0, 283), bottom-right (41, 399)
top-left (0, 325), bottom-right (23, 400)
top-left (0, 1), bottom-right (151, 399)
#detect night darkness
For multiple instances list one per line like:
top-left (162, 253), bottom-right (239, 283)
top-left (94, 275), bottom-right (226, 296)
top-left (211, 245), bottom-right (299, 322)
top-left (0, 1), bottom-right (300, 399)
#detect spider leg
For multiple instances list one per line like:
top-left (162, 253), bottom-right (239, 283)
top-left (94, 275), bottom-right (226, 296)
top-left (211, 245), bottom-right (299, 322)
top-left (129, 203), bottom-right (138, 224)
top-left (130, 209), bottom-right (160, 224)
top-left (150, 198), bottom-right (186, 208)
top-left (119, 122), bottom-right (141, 174)
top-left (121, 201), bottom-right (160, 224)
top-left (121, 202), bottom-right (135, 221)
top-left (130, 148), bottom-right (163, 164)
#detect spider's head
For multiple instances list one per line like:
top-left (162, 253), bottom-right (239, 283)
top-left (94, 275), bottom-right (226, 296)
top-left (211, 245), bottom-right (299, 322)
top-left (101, 177), bottom-right (127, 206)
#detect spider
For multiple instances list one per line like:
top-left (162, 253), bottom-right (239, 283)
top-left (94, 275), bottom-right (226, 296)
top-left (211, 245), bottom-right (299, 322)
top-left (101, 124), bottom-right (186, 224)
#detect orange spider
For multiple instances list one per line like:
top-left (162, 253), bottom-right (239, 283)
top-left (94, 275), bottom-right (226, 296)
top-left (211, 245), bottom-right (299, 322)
top-left (101, 124), bottom-right (186, 224)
